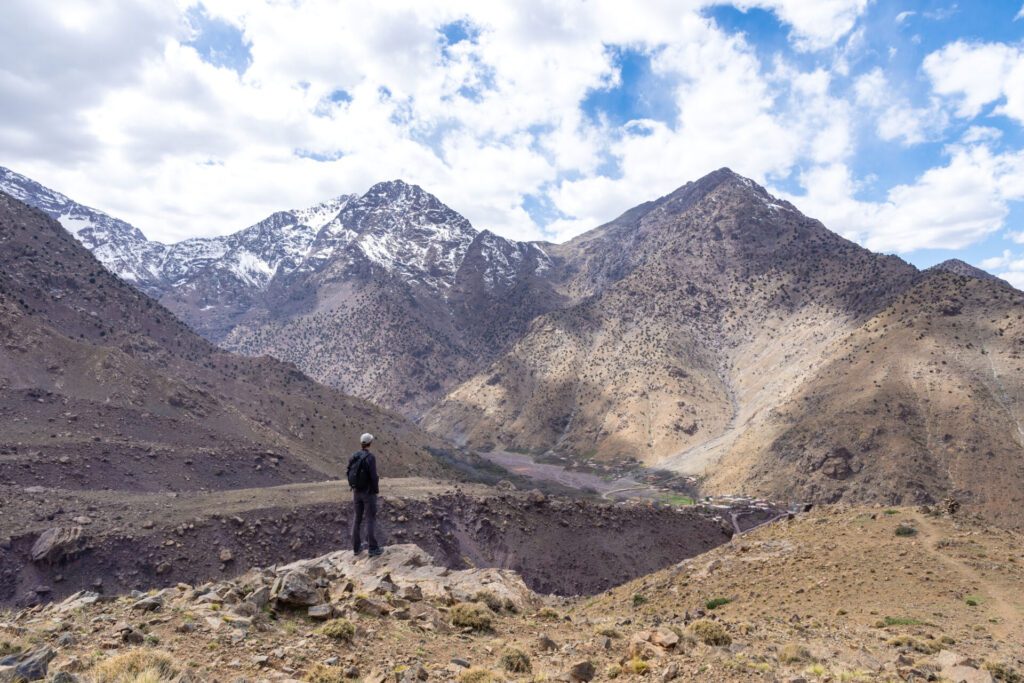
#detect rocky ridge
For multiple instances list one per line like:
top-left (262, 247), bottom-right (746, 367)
top-left (1, 504), bottom-right (1020, 682)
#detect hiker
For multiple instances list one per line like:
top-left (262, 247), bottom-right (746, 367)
top-left (348, 433), bottom-right (382, 556)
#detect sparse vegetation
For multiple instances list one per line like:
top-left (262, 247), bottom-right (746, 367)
top-left (536, 607), bottom-right (561, 620)
top-left (626, 657), bottom-right (650, 675)
top-left (779, 642), bottom-right (811, 663)
top-left (894, 524), bottom-right (918, 537)
top-left (986, 662), bottom-right (1023, 682)
top-left (457, 668), bottom-right (503, 683)
top-left (705, 597), bottom-right (731, 610)
top-left (316, 618), bottom-right (355, 641)
top-left (688, 619), bottom-right (731, 646)
top-left (632, 593), bottom-right (647, 607)
top-left (887, 635), bottom-right (940, 654)
top-left (87, 648), bottom-right (183, 682)
top-left (499, 648), bottom-right (531, 673)
top-left (0, 640), bottom-right (21, 657)
top-left (304, 664), bottom-right (347, 683)
top-left (877, 616), bottom-right (926, 627)
top-left (450, 602), bottom-right (493, 631)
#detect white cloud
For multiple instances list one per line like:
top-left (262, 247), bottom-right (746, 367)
top-left (780, 142), bottom-right (1024, 253)
top-left (980, 249), bottom-right (1024, 289)
top-left (924, 40), bottom-right (1024, 125)
top-left (854, 67), bottom-right (948, 145)
top-left (734, 0), bottom-right (869, 51)
top-left (1017, 4), bottom-right (1024, 20)
top-left (895, 10), bottom-right (916, 24)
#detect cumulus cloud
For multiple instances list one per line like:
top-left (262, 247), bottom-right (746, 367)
top-left (2, 0), bottom-right (1021, 264)
top-left (781, 142), bottom-right (1024, 252)
top-left (924, 41), bottom-right (1024, 125)
top-left (854, 67), bottom-right (948, 145)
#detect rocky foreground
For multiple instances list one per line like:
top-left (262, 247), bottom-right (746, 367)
top-left (2, 505), bottom-right (1022, 682)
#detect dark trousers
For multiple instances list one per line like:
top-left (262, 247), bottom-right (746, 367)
top-left (351, 490), bottom-right (379, 552)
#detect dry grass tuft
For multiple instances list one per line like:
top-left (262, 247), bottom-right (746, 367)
top-left (687, 619), bottom-right (731, 646)
top-left (86, 649), bottom-right (182, 683)
top-left (450, 602), bottom-right (494, 631)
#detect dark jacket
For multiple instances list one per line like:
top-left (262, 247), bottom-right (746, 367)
top-left (349, 448), bottom-right (379, 495)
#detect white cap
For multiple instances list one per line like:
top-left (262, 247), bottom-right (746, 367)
top-left (360, 433), bottom-right (374, 446)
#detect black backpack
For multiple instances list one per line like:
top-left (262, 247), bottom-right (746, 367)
top-left (347, 451), bottom-right (371, 491)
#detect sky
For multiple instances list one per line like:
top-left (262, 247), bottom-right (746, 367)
top-left (1, 1), bottom-right (1024, 286)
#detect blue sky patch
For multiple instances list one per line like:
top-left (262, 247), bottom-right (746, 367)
top-left (581, 46), bottom-right (679, 128)
top-left (184, 4), bottom-right (252, 75)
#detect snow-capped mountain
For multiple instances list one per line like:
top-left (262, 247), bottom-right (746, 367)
top-left (0, 167), bottom-right (558, 411)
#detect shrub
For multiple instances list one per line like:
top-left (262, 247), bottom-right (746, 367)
top-left (88, 649), bottom-right (182, 682)
top-left (626, 657), bottom-right (650, 675)
top-left (887, 635), bottom-right (940, 654)
top-left (779, 643), bottom-right (811, 664)
top-left (705, 597), bottom-right (731, 610)
top-left (457, 668), bottom-right (503, 683)
top-left (688, 619), bottom-right (731, 646)
top-left (632, 593), bottom-right (647, 607)
top-left (316, 619), bottom-right (355, 642)
top-left (536, 607), bottom-right (561, 621)
top-left (596, 626), bottom-right (621, 638)
top-left (474, 591), bottom-right (506, 613)
top-left (304, 664), bottom-right (347, 683)
top-left (451, 602), bottom-right (493, 631)
top-left (894, 525), bottom-right (917, 537)
top-left (985, 661), bottom-right (1023, 683)
top-left (499, 648), bottom-right (531, 673)
top-left (0, 640), bottom-right (21, 657)
top-left (877, 616), bottom-right (925, 627)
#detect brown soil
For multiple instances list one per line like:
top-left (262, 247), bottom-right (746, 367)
top-left (0, 478), bottom-right (732, 607)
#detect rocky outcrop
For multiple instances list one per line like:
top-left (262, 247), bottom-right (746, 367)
top-left (30, 528), bottom-right (86, 565)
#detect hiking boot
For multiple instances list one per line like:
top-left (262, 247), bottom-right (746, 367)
top-left (368, 547), bottom-right (383, 557)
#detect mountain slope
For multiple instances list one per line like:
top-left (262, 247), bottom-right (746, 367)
top-left (220, 181), bottom-right (561, 414)
top-left (708, 269), bottom-right (1024, 522)
top-left (425, 170), bottom-right (918, 460)
top-left (0, 190), bottom-right (448, 493)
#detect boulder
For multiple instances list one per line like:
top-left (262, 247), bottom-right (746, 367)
top-left (0, 646), bottom-right (56, 681)
top-left (568, 661), bottom-right (595, 682)
top-left (30, 527), bottom-right (86, 564)
top-left (271, 570), bottom-right (320, 607)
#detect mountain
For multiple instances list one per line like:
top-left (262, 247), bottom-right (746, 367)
top-left (426, 170), bottom-right (1024, 525)
top-left (6, 165), bottom-right (1024, 526)
top-left (0, 189), bottom-right (449, 495)
top-left (221, 180), bottom-right (560, 413)
top-left (928, 257), bottom-right (1006, 283)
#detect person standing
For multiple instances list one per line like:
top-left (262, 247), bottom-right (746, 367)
top-left (348, 433), bottom-right (382, 556)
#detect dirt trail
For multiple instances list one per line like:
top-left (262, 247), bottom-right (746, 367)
top-left (912, 511), bottom-right (1024, 642)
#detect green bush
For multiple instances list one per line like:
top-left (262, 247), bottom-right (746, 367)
top-left (705, 597), bottom-right (731, 610)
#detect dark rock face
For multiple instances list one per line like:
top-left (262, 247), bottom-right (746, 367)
top-left (30, 527), bottom-right (87, 564)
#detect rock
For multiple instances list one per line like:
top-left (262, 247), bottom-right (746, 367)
top-left (50, 673), bottom-right (79, 683)
top-left (936, 651), bottom-right (993, 683)
top-left (568, 661), bottom-right (596, 682)
top-left (131, 596), bottom-right (163, 612)
top-left (141, 520), bottom-right (155, 529)
top-left (661, 662), bottom-right (680, 682)
top-left (0, 646), bottom-right (56, 681)
top-left (527, 490), bottom-right (547, 505)
top-left (30, 527), bottom-right (86, 564)
top-left (400, 664), bottom-right (428, 681)
top-left (450, 659), bottom-right (471, 669)
top-left (495, 480), bottom-right (516, 491)
top-left (354, 596), bottom-right (390, 617)
top-left (399, 584), bottom-right (423, 601)
top-left (538, 634), bottom-right (558, 652)
top-left (650, 627), bottom-right (679, 649)
top-left (271, 570), bottom-right (320, 606)
top-left (247, 586), bottom-right (270, 609)
top-left (220, 549), bottom-right (234, 563)
top-left (307, 604), bottom-right (332, 620)
top-left (114, 623), bottom-right (145, 645)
